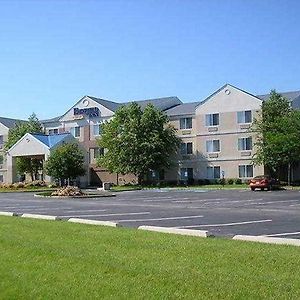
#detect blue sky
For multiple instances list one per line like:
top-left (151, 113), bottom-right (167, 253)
top-left (1, 0), bottom-right (300, 120)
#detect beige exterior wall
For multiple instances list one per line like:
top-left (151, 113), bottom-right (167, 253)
top-left (0, 123), bottom-right (9, 183)
top-left (166, 85), bottom-right (264, 182)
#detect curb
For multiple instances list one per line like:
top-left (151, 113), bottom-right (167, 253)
top-left (68, 218), bottom-right (121, 227)
top-left (21, 213), bottom-right (59, 221)
top-left (233, 235), bottom-right (300, 247)
top-left (138, 225), bottom-right (211, 237)
top-left (0, 211), bottom-right (17, 217)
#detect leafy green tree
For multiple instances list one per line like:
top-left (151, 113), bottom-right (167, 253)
top-left (97, 103), bottom-right (181, 184)
top-left (45, 143), bottom-right (86, 185)
top-left (252, 90), bottom-right (300, 183)
top-left (5, 113), bottom-right (44, 181)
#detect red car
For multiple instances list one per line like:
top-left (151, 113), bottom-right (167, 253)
top-left (249, 175), bottom-right (280, 191)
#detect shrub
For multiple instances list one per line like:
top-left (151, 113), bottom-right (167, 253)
top-left (218, 178), bottom-right (226, 185)
top-left (235, 178), bottom-right (242, 184)
top-left (227, 178), bottom-right (234, 185)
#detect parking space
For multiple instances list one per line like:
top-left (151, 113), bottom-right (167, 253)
top-left (1, 189), bottom-right (300, 238)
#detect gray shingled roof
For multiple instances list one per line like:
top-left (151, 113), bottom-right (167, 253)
top-left (165, 101), bottom-right (201, 116)
top-left (88, 96), bottom-right (182, 112)
top-left (0, 116), bottom-right (27, 129)
top-left (41, 115), bottom-right (63, 124)
top-left (257, 90), bottom-right (300, 109)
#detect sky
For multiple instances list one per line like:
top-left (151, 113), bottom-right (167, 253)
top-left (1, 0), bottom-right (300, 120)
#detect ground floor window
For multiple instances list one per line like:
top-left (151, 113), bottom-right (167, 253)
top-left (207, 166), bottom-right (220, 179)
top-left (180, 168), bottom-right (193, 180)
top-left (0, 174), bottom-right (3, 182)
top-left (239, 165), bottom-right (253, 178)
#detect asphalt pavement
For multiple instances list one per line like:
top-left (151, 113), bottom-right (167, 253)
top-left (1, 188), bottom-right (300, 238)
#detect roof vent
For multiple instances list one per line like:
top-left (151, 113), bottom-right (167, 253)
top-left (225, 89), bottom-right (231, 95)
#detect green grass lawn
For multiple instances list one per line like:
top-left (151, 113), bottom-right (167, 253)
top-left (1, 216), bottom-right (300, 299)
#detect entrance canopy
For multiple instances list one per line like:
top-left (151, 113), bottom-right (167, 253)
top-left (6, 133), bottom-right (76, 183)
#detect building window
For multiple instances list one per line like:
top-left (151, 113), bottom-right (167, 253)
top-left (180, 142), bottom-right (193, 155)
top-left (180, 117), bottom-right (192, 129)
top-left (180, 168), bottom-right (193, 180)
top-left (71, 126), bottom-right (80, 138)
top-left (238, 137), bottom-right (252, 151)
top-left (93, 124), bottom-right (102, 136)
top-left (0, 174), bottom-right (3, 182)
top-left (237, 110), bottom-right (252, 123)
top-left (0, 155), bottom-right (3, 165)
top-left (207, 166), bottom-right (220, 179)
top-left (239, 165), bottom-right (253, 178)
top-left (48, 128), bottom-right (59, 135)
top-left (205, 113), bottom-right (219, 126)
top-left (206, 140), bottom-right (220, 153)
top-left (0, 135), bottom-right (3, 147)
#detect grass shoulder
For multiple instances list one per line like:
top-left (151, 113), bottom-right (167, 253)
top-left (0, 216), bottom-right (300, 299)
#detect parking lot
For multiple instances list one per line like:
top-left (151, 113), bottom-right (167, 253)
top-left (1, 188), bottom-right (300, 239)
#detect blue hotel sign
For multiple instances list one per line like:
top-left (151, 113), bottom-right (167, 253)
top-left (74, 107), bottom-right (100, 117)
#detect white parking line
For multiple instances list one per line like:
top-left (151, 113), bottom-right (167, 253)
top-left (263, 231), bottom-right (300, 237)
top-left (119, 215), bottom-right (204, 222)
top-left (174, 198), bottom-right (228, 203)
top-left (59, 212), bottom-right (151, 218)
top-left (176, 219), bottom-right (272, 228)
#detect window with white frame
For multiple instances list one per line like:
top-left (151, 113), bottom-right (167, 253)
top-left (0, 174), bottom-right (3, 182)
top-left (0, 135), bottom-right (3, 146)
top-left (206, 140), bottom-right (220, 152)
top-left (238, 137), bottom-right (252, 151)
top-left (180, 117), bottom-right (192, 129)
top-left (93, 123), bottom-right (102, 136)
top-left (48, 128), bottom-right (59, 135)
top-left (70, 126), bottom-right (81, 138)
top-left (180, 142), bottom-right (193, 155)
top-left (206, 166), bottom-right (220, 179)
top-left (237, 110), bottom-right (252, 123)
top-left (205, 113), bottom-right (219, 126)
top-left (180, 168), bottom-right (193, 180)
top-left (238, 165), bottom-right (253, 178)
top-left (0, 155), bottom-right (3, 168)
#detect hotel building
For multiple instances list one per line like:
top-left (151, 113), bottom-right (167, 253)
top-left (1, 84), bottom-right (300, 186)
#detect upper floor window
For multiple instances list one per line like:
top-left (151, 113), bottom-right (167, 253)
top-left (70, 126), bottom-right (80, 138)
top-left (0, 135), bottom-right (3, 145)
top-left (238, 137), bottom-right (252, 151)
top-left (239, 165), bottom-right (253, 178)
top-left (207, 166), bottom-right (220, 179)
top-left (180, 117), bottom-right (192, 129)
top-left (180, 142), bottom-right (193, 155)
top-left (237, 110), bottom-right (252, 124)
top-left (48, 128), bottom-right (59, 135)
top-left (205, 113), bottom-right (219, 126)
top-left (0, 155), bottom-right (3, 165)
top-left (206, 140), bottom-right (220, 153)
top-left (93, 124), bottom-right (102, 136)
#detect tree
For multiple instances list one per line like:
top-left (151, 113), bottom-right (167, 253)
top-left (45, 143), bottom-right (86, 185)
top-left (252, 90), bottom-right (300, 183)
top-left (5, 113), bottom-right (44, 181)
top-left (97, 103), bottom-right (181, 184)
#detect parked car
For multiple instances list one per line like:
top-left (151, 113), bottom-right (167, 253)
top-left (249, 175), bottom-right (280, 191)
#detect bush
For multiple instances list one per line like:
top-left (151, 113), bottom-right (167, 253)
top-left (217, 178), bottom-right (226, 185)
top-left (25, 180), bottom-right (46, 187)
top-left (235, 178), bottom-right (242, 184)
top-left (227, 178), bottom-right (234, 185)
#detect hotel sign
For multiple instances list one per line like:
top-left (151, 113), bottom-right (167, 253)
top-left (73, 107), bottom-right (100, 118)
